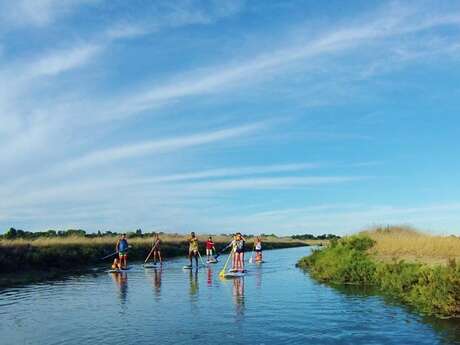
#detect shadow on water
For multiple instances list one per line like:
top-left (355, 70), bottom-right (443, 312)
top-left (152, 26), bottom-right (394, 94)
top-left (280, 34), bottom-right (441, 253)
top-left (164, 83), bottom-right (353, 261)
top-left (321, 280), bottom-right (460, 345)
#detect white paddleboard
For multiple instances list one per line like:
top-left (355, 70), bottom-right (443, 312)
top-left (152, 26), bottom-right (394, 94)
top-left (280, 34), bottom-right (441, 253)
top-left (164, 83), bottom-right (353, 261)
top-left (223, 272), bottom-right (245, 278)
top-left (182, 265), bottom-right (195, 270)
top-left (107, 267), bottom-right (131, 273)
top-left (143, 263), bottom-right (159, 268)
top-left (206, 260), bottom-right (218, 264)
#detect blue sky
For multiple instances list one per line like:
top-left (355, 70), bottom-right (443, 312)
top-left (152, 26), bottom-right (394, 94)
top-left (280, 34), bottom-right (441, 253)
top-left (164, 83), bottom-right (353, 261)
top-left (1, 0), bottom-right (460, 235)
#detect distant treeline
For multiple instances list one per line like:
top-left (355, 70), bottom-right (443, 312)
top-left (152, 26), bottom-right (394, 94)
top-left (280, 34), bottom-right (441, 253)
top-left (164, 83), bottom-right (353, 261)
top-left (1, 227), bottom-right (160, 239)
top-left (291, 233), bottom-right (341, 240)
top-left (1, 227), bottom-right (284, 240)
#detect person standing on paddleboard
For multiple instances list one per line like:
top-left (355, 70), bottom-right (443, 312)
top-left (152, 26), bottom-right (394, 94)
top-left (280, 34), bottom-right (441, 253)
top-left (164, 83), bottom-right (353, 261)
top-left (206, 236), bottom-right (215, 261)
top-left (255, 236), bottom-right (263, 262)
top-left (153, 233), bottom-right (162, 265)
top-left (234, 233), bottom-right (246, 272)
top-left (188, 232), bottom-right (199, 268)
top-left (116, 234), bottom-right (129, 269)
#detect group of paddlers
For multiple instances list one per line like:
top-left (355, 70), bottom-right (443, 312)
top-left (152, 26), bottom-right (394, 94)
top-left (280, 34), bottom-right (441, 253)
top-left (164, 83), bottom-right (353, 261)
top-left (110, 232), bottom-right (263, 272)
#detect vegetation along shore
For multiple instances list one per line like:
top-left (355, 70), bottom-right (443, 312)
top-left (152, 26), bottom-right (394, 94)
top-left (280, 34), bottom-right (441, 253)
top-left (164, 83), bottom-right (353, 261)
top-left (297, 226), bottom-right (460, 318)
top-left (0, 228), bottom-right (328, 275)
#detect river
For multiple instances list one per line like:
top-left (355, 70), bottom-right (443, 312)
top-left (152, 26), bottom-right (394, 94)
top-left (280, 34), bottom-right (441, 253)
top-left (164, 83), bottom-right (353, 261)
top-left (1, 247), bottom-right (459, 345)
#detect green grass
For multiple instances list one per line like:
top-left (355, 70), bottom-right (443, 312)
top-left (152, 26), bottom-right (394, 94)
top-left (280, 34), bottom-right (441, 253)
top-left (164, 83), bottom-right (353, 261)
top-left (298, 235), bottom-right (460, 318)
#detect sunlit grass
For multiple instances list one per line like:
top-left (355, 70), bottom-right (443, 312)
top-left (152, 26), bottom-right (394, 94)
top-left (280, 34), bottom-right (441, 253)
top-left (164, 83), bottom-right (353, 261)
top-left (361, 226), bottom-right (460, 264)
top-left (0, 233), bottom-right (322, 248)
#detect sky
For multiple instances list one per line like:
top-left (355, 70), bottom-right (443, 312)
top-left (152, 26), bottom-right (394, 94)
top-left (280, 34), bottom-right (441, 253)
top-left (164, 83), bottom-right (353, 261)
top-left (1, 0), bottom-right (460, 236)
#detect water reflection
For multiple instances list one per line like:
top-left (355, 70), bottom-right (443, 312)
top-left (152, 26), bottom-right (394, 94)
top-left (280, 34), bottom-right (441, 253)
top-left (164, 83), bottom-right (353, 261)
top-left (150, 268), bottom-right (162, 299)
top-left (254, 266), bottom-right (262, 289)
top-left (312, 276), bottom-right (460, 345)
top-left (232, 278), bottom-right (245, 318)
top-left (110, 272), bottom-right (128, 306)
top-left (188, 269), bottom-right (199, 299)
top-left (207, 267), bottom-right (213, 287)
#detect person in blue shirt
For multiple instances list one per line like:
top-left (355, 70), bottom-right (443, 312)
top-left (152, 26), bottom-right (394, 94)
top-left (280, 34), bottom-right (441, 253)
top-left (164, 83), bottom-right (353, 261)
top-left (116, 234), bottom-right (129, 269)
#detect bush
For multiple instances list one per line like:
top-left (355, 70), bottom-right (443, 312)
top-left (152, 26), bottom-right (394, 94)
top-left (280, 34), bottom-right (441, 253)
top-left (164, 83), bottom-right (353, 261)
top-left (298, 235), bottom-right (460, 318)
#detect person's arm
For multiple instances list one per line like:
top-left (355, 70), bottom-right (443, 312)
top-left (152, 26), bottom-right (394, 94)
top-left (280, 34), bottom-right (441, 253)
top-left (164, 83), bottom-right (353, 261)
top-left (115, 240), bottom-right (119, 252)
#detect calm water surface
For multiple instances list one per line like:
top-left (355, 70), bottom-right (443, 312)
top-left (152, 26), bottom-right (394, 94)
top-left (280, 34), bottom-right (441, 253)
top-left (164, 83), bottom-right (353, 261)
top-left (1, 247), bottom-right (459, 345)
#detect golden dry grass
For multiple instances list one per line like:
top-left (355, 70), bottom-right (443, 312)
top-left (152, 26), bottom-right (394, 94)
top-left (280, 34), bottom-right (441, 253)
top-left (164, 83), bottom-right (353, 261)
top-left (361, 225), bottom-right (460, 265)
top-left (0, 233), bottom-right (321, 248)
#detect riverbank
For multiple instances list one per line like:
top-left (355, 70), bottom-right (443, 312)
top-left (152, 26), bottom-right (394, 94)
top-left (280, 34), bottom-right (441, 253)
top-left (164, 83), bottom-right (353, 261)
top-left (297, 227), bottom-right (460, 318)
top-left (0, 234), bottom-right (318, 275)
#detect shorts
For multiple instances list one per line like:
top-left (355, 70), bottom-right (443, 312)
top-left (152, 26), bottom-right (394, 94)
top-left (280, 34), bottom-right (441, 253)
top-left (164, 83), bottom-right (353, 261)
top-left (206, 249), bottom-right (213, 255)
top-left (189, 249), bottom-right (198, 255)
top-left (235, 248), bottom-right (244, 254)
top-left (118, 251), bottom-right (127, 257)
top-left (255, 249), bottom-right (262, 253)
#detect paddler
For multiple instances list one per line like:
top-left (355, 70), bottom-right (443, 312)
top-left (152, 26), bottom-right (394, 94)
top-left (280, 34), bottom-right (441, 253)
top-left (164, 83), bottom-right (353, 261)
top-left (188, 232), bottom-right (199, 268)
top-left (116, 233), bottom-right (129, 269)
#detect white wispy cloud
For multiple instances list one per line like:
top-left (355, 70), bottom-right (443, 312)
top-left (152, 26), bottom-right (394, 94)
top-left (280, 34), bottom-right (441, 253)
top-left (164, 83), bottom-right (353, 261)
top-left (0, 0), bottom-right (96, 29)
top-left (183, 176), bottom-right (367, 191)
top-left (138, 163), bottom-right (321, 183)
top-left (102, 5), bottom-right (460, 120)
top-left (195, 203), bottom-right (460, 235)
top-left (2, 1), bottom-right (460, 233)
top-left (54, 122), bottom-right (266, 173)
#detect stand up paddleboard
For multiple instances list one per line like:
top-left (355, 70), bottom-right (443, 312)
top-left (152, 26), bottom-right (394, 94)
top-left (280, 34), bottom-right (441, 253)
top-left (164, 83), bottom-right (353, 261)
top-left (107, 267), bottom-right (131, 273)
top-left (206, 259), bottom-right (218, 264)
top-left (229, 269), bottom-right (247, 273)
top-left (255, 260), bottom-right (265, 264)
top-left (183, 265), bottom-right (197, 270)
top-left (223, 271), bottom-right (245, 278)
top-left (143, 263), bottom-right (159, 269)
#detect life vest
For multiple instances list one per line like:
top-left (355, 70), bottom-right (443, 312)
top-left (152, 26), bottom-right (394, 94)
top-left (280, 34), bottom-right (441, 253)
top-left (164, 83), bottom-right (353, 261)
top-left (118, 239), bottom-right (128, 251)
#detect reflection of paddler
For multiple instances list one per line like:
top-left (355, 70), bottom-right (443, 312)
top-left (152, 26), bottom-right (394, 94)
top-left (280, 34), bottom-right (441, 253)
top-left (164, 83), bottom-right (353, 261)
top-left (189, 270), bottom-right (199, 296)
top-left (111, 272), bottom-right (128, 303)
top-left (207, 267), bottom-right (213, 286)
top-left (232, 277), bottom-right (245, 316)
top-left (153, 268), bottom-right (162, 295)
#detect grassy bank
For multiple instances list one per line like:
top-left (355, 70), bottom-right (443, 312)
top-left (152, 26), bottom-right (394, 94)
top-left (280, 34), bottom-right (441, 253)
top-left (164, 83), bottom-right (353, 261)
top-left (297, 227), bottom-right (460, 318)
top-left (1, 234), bottom-right (315, 274)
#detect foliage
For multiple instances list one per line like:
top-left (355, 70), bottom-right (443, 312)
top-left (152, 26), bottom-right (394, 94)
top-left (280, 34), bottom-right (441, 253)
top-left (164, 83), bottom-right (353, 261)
top-left (0, 234), bottom-right (309, 273)
top-left (292, 233), bottom-right (340, 240)
top-left (298, 233), bottom-right (460, 318)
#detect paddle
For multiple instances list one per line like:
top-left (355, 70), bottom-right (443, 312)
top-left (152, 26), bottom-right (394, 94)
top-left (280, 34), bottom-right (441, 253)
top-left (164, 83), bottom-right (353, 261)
top-left (102, 244), bottom-right (133, 261)
top-left (197, 250), bottom-right (207, 267)
top-left (144, 240), bottom-right (159, 264)
top-left (219, 248), bottom-right (235, 278)
top-left (248, 243), bottom-right (255, 264)
top-left (214, 240), bottom-right (233, 260)
top-left (101, 251), bottom-right (119, 260)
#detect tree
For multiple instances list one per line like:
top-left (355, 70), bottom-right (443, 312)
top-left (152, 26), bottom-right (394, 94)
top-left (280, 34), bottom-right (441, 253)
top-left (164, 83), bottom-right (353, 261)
top-left (5, 227), bottom-right (17, 239)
